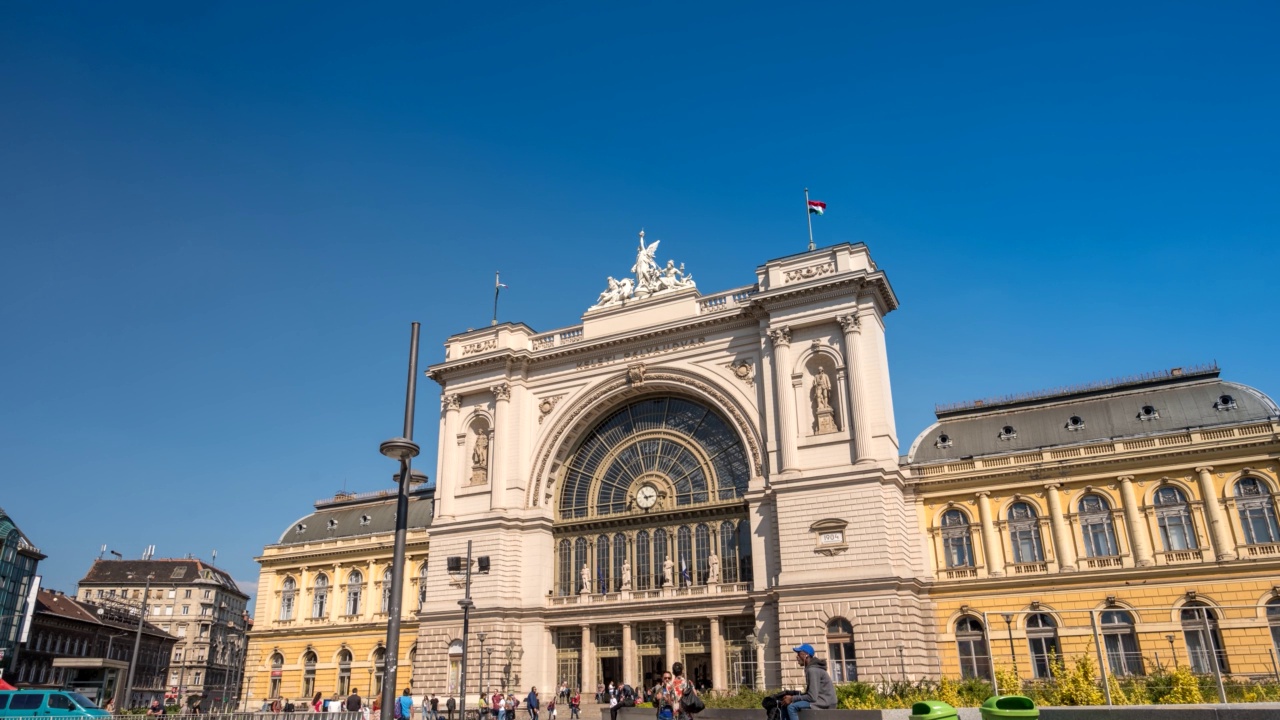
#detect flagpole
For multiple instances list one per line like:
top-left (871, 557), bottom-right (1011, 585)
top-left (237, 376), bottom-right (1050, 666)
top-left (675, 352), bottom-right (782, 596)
top-left (805, 187), bottom-right (815, 251)
top-left (492, 271), bottom-right (500, 326)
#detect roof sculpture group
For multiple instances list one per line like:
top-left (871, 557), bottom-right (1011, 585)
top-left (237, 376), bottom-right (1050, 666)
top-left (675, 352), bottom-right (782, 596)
top-left (591, 231), bottom-right (696, 309)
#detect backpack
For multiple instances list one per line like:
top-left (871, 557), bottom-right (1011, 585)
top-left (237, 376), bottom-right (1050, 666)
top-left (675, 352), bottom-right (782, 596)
top-left (619, 686), bottom-right (636, 708)
top-left (394, 700), bottom-right (403, 720)
top-left (680, 687), bottom-right (704, 715)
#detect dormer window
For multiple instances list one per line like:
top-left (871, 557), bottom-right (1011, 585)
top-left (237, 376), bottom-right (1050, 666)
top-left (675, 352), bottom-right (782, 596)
top-left (1215, 395), bottom-right (1237, 411)
top-left (327, 518), bottom-right (338, 530)
top-left (998, 425), bottom-right (1017, 441)
top-left (1066, 415), bottom-right (1085, 431)
top-left (295, 523), bottom-right (307, 534)
top-left (360, 515), bottom-right (371, 526)
top-left (935, 433), bottom-right (953, 449)
top-left (1138, 405), bottom-right (1159, 421)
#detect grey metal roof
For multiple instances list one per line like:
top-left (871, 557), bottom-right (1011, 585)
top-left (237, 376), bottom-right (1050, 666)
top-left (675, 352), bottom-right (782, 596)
top-left (80, 558), bottom-right (244, 594)
top-left (277, 492), bottom-right (433, 546)
top-left (907, 375), bottom-right (1279, 465)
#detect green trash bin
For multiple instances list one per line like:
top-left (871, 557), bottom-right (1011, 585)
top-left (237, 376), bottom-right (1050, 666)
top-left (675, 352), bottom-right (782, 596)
top-left (978, 695), bottom-right (1038, 719)
top-left (909, 700), bottom-right (958, 720)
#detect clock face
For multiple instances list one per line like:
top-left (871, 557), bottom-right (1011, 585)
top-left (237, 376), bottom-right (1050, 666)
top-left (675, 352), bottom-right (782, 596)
top-left (635, 483), bottom-right (658, 509)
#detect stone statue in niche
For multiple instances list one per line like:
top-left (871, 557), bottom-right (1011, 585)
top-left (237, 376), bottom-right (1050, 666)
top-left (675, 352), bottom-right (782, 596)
top-left (707, 553), bottom-right (720, 584)
top-left (470, 432), bottom-right (490, 485)
top-left (580, 563), bottom-right (591, 595)
top-left (662, 557), bottom-right (674, 587)
top-left (620, 560), bottom-right (632, 590)
top-left (812, 366), bottom-right (839, 435)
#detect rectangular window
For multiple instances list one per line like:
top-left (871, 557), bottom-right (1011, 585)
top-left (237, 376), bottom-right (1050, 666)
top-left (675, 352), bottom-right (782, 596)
top-left (178, 625), bottom-right (188, 637)
top-left (182, 606), bottom-right (190, 615)
top-left (167, 589), bottom-right (176, 599)
top-left (204, 590), bottom-right (212, 599)
top-left (184, 589), bottom-right (192, 599)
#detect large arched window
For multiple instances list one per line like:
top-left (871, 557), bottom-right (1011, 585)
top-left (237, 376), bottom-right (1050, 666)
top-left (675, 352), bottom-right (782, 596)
top-left (1026, 613), bottom-right (1060, 679)
top-left (557, 540), bottom-right (573, 596)
top-left (302, 651), bottom-right (317, 697)
top-left (447, 640), bottom-right (463, 693)
top-left (720, 520), bottom-right (740, 584)
top-left (955, 617), bottom-right (990, 679)
top-left (1155, 486), bottom-right (1198, 552)
top-left (558, 398), bottom-right (751, 519)
top-left (381, 568), bottom-right (393, 614)
top-left (1235, 478), bottom-right (1280, 545)
top-left (1267, 598), bottom-right (1280, 661)
top-left (345, 570), bottom-right (363, 616)
top-left (596, 535), bottom-right (611, 594)
top-left (827, 618), bottom-right (857, 683)
top-left (677, 526), bottom-right (693, 587)
top-left (336, 649), bottom-right (353, 695)
top-left (1079, 495), bottom-right (1118, 558)
top-left (695, 524), bottom-right (711, 584)
top-left (1100, 610), bottom-right (1142, 677)
top-left (372, 647), bottom-right (386, 695)
top-left (636, 530), bottom-right (652, 590)
top-left (279, 577), bottom-right (296, 621)
top-left (941, 510), bottom-right (974, 568)
top-left (574, 537), bottom-right (588, 592)
top-left (1182, 602), bottom-right (1228, 674)
top-left (269, 653), bottom-right (284, 698)
top-left (1008, 502), bottom-right (1044, 564)
top-left (654, 530), bottom-right (669, 587)
top-left (613, 532), bottom-right (627, 593)
top-left (312, 574), bottom-right (329, 618)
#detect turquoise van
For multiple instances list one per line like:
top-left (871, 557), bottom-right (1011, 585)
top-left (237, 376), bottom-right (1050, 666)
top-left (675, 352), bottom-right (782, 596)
top-left (0, 690), bottom-right (110, 718)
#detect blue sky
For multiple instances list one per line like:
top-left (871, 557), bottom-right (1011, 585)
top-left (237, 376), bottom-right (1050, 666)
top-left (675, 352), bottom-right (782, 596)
top-left (2, 1), bottom-right (1277, 603)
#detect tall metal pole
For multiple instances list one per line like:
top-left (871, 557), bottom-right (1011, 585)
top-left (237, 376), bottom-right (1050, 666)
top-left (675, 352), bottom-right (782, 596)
top-left (125, 573), bottom-right (153, 708)
top-left (1089, 611), bottom-right (1112, 706)
top-left (1000, 613), bottom-right (1017, 679)
top-left (805, 188), bottom-right (815, 251)
top-left (381, 323), bottom-right (421, 720)
top-left (458, 542), bottom-right (474, 720)
top-left (1202, 608), bottom-right (1227, 703)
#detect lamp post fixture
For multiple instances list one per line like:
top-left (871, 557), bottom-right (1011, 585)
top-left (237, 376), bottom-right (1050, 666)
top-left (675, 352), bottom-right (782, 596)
top-left (124, 572), bottom-right (155, 709)
top-left (999, 612), bottom-right (1018, 679)
top-left (1166, 634), bottom-right (1177, 668)
top-left (485, 647), bottom-right (494, 694)
top-left (379, 322), bottom-right (423, 720)
top-left (476, 633), bottom-right (488, 698)
top-left (450, 542), bottom-right (489, 720)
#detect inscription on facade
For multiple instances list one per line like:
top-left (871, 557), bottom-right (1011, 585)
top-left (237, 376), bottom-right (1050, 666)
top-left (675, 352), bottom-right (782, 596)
top-left (784, 262), bottom-right (835, 283)
top-left (462, 338), bottom-right (498, 356)
top-left (574, 337), bottom-right (707, 370)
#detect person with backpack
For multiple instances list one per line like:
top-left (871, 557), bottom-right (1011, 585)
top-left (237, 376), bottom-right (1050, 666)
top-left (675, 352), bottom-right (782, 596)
top-left (779, 644), bottom-right (834, 720)
top-left (396, 689), bottom-right (414, 720)
top-left (568, 690), bottom-right (580, 720)
top-left (525, 688), bottom-right (539, 720)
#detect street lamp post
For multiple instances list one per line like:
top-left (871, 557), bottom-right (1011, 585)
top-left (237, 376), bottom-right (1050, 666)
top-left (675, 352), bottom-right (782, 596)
top-left (125, 572), bottom-right (155, 709)
top-left (477, 633), bottom-right (488, 698)
top-left (380, 322), bottom-right (423, 720)
top-left (450, 542), bottom-right (489, 720)
top-left (999, 613), bottom-right (1017, 679)
top-left (1166, 634), bottom-right (1177, 668)
top-left (485, 648), bottom-right (494, 694)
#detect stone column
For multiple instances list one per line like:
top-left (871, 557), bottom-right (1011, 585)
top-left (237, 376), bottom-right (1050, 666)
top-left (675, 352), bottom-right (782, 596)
top-left (837, 313), bottom-right (872, 463)
top-left (365, 559), bottom-right (378, 620)
top-left (664, 620), bottom-right (678, 671)
top-left (490, 383), bottom-right (511, 511)
top-left (709, 617), bottom-right (726, 692)
top-left (440, 394), bottom-right (461, 519)
top-left (976, 493), bottom-right (1004, 577)
top-left (768, 327), bottom-right (798, 472)
top-left (1117, 476), bottom-right (1154, 566)
top-left (621, 622), bottom-right (635, 688)
top-left (754, 642), bottom-right (766, 691)
top-left (581, 624), bottom-right (594, 697)
top-left (1044, 484), bottom-right (1077, 572)
top-left (1196, 467), bottom-right (1237, 561)
top-left (331, 563), bottom-right (342, 620)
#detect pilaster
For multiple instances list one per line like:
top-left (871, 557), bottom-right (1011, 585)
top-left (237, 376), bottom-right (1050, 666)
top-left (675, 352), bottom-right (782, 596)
top-left (1196, 466), bottom-right (1237, 561)
top-left (1044, 484), bottom-right (1076, 572)
top-left (976, 492), bottom-right (1004, 577)
top-left (768, 327), bottom-right (798, 472)
top-left (1118, 476), bottom-right (1154, 567)
top-left (837, 313), bottom-right (872, 463)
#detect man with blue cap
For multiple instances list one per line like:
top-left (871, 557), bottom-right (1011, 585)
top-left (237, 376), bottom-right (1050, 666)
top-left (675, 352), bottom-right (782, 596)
top-left (779, 643), bottom-right (834, 720)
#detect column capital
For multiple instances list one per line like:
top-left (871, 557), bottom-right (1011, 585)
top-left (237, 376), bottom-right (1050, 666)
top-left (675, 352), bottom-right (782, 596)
top-left (1195, 466), bottom-right (1214, 474)
top-left (975, 491), bottom-right (991, 499)
top-left (443, 394), bottom-right (462, 411)
top-left (620, 621), bottom-right (632, 628)
top-left (767, 326), bottom-right (792, 347)
top-left (491, 383), bottom-right (511, 401)
top-left (1043, 482), bottom-right (1062, 491)
top-left (580, 623), bottom-right (592, 631)
top-left (1117, 475), bottom-right (1136, 483)
top-left (837, 314), bottom-right (861, 333)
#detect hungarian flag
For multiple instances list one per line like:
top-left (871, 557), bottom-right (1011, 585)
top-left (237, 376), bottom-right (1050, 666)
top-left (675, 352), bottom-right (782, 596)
top-left (807, 200), bottom-right (827, 215)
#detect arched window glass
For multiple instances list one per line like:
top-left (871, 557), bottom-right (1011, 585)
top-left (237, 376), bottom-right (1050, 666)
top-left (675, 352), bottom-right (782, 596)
top-left (269, 653), bottom-right (284, 698)
top-left (381, 568), bottom-right (393, 614)
top-left (447, 640), bottom-right (463, 693)
top-left (720, 520), bottom-right (740, 584)
top-left (1181, 602), bottom-right (1229, 674)
top-left (279, 577), bottom-right (296, 621)
top-left (737, 520), bottom-right (753, 583)
top-left (557, 540), bottom-right (573, 596)
top-left (345, 570), bottom-right (363, 616)
top-left (1235, 478), bottom-right (1280, 545)
top-left (941, 510), bottom-right (974, 568)
top-left (417, 562), bottom-right (428, 610)
top-left (654, 530), bottom-right (669, 587)
top-left (1267, 599), bottom-right (1280, 661)
top-left (312, 574), bottom-right (329, 618)
top-left (1079, 495), bottom-right (1118, 557)
top-left (1100, 611), bottom-right (1142, 677)
top-left (574, 538), bottom-right (588, 593)
top-left (1008, 502), bottom-right (1044, 564)
top-left (337, 649), bottom-right (352, 695)
top-left (372, 647), bottom-right (386, 695)
top-left (826, 618), bottom-right (857, 683)
top-left (695, 523), bottom-right (711, 584)
top-left (636, 531), bottom-right (651, 591)
top-left (677, 526), bottom-right (693, 587)
top-left (1155, 486), bottom-right (1198, 552)
top-left (955, 617), bottom-right (990, 679)
top-left (613, 532), bottom-right (627, 593)
top-left (596, 535), bottom-right (611, 593)
top-left (302, 651), bottom-right (317, 697)
top-left (1026, 613), bottom-right (1060, 679)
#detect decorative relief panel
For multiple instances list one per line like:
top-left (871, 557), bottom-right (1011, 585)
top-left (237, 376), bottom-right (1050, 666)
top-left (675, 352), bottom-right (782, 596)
top-left (461, 339), bottom-right (497, 356)
top-left (784, 262), bottom-right (835, 283)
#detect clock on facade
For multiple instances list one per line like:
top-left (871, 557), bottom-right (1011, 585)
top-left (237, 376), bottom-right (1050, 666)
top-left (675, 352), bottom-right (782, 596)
top-left (635, 483), bottom-right (658, 509)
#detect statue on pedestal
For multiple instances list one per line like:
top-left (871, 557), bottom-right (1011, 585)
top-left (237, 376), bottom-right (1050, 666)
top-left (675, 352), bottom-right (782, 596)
top-left (708, 553), bottom-right (720, 584)
top-left (813, 366), bottom-right (839, 435)
top-left (580, 563), bottom-right (591, 595)
top-left (470, 433), bottom-right (490, 484)
top-left (662, 557), bottom-right (674, 587)
top-left (620, 560), bottom-right (632, 590)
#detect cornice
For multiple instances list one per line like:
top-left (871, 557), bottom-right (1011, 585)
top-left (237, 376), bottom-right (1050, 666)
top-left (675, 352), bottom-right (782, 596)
top-left (258, 540), bottom-right (431, 569)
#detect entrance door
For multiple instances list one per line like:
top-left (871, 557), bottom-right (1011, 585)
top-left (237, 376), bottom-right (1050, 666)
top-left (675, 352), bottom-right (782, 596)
top-left (640, 655), bottom-right (666, 694)
top-left (683, 653), bottom-right (711, 691)
top-left (599, 658), bottom-right (623, 689)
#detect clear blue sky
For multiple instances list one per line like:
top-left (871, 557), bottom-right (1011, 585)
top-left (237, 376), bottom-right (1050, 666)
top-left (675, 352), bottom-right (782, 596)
top-left (2, 2), bottom-right (1277, 605)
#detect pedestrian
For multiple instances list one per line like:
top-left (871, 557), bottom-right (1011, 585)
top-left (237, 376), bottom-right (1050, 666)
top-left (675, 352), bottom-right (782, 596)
top-left (429, 695), bottom-right (439, 720)
top-left (525, 688), bottom-right (538, 720)
top-left (446, 696), bottom-right (456, 720)
top-left (397, 689), bottom-right (415, 720)
top-left (492, 691), bottom-right (503, 720)
top-left (547, 695), bottom-right (556, 720)
top-left (779, 643), bottom-right (834, 720)
top-left (568, 690), bottom-right (580, 720)
top-left (146, 700), bottom-right (162, 716)
top-left (652, 671), bottom-right (673, 720)
top-left (347, 689), bottom-right (364, 713)
top-left (607, 689), bottom-right (618, 720)
top-left (313, 692), bottom-right (325, 713)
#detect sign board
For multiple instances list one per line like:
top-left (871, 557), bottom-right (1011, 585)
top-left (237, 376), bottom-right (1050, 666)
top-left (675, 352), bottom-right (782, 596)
top-left (19, 575), bottom-right (41, 643)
